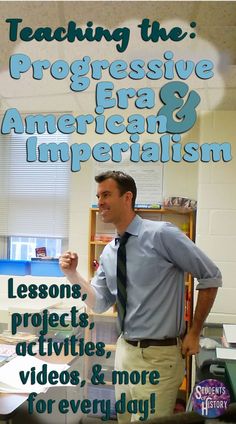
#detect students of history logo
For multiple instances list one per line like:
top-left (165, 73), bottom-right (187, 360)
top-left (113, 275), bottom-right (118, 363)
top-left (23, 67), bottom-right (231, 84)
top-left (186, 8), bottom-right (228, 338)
top-left (192, 379), bottom-right (231, 418)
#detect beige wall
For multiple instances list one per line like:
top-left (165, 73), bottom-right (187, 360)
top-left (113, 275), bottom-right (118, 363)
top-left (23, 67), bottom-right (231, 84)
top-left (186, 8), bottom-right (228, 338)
top-left (163, 123), bottom-right (199, 200)
top-left (69, 158), bottom-right (93, 278)
top-left (196, 110), bottom-right (236, 323)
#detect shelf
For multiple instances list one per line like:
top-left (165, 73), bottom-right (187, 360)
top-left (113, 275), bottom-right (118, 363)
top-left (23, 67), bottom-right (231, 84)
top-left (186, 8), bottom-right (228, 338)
top-left (86, 378), bottom-right (114, 386)
top-left (88, 308), bottom-right (117, 318)
top-left (90, 241), bottom-right (110, 245)
top-left (90, 207), bottom-right (194, 215)
top-left (105, 344), bottom-right (117, 351)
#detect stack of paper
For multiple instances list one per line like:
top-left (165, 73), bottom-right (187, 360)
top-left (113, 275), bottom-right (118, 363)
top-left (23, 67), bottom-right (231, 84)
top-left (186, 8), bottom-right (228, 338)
top-left (0, 344), bottom-right (16, 365)
top-left (223, 324), bottom-right (236, 348)
top-left (0, 331), bottom-right (37, 344)
top-left (217, 324), bottom-right (236, 360)
top-left (0, 356), bottom-right (69, 393)
top-left (216, 347), bottom-right (236, 361)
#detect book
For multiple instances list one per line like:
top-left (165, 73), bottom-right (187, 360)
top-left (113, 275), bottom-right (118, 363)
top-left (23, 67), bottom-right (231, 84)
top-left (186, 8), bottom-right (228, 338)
top-left (35, 247), bottom-right (47, 257)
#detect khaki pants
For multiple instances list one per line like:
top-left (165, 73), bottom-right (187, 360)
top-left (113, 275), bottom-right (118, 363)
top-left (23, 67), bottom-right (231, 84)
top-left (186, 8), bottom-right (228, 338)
top-left (114, 336), bottom-right (185, 423)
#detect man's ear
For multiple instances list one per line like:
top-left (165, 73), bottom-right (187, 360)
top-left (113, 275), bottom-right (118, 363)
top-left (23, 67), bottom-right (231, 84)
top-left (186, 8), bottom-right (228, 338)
top-left (124, 191), bottom-right (133, 206)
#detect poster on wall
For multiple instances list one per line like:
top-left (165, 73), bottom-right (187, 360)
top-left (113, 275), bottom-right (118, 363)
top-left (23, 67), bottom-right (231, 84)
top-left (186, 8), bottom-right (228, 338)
top-left (0, 1), bottom-right (235, 423)
top-left (93, 159), bottom-right (163, 206)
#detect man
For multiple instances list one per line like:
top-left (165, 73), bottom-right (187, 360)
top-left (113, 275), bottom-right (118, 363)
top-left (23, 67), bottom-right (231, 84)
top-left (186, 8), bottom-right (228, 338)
top-left (59, 170), bottom-right (222, 423)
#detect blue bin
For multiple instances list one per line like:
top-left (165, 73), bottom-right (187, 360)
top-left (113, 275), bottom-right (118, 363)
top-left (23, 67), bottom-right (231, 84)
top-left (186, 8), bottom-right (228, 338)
top-left (0, 260), bottom-right (30, 275)
top-left (30, 259), bottom-right (64, 277)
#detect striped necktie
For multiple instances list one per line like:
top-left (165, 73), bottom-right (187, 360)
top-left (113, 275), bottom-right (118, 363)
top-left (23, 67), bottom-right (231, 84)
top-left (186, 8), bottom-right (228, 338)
top-left (117, 232), bottom-right (131, 333)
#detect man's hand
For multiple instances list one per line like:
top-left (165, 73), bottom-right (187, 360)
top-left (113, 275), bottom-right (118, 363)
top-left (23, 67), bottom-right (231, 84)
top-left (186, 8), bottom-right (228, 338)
top-left (59, 251), bottom-right (96, 310)
top-left (181, 329), bottom-right (200, 357)
top-left (59, 251), bottom-right (78, 277)
top-left (181, 287), bottom-right (218, 357)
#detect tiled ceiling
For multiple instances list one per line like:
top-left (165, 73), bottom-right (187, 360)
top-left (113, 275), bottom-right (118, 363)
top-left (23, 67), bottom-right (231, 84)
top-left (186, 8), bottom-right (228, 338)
top-left (0, 1), bottom-right (236, 112)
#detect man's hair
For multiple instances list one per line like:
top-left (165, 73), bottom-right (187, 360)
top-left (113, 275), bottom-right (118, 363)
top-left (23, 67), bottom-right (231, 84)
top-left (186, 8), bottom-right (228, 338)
top-left (95, 170), bottom-right (137, 210)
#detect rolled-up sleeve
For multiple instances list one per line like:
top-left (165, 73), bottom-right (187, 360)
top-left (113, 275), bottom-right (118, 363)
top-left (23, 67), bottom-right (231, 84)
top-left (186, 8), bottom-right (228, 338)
top-left (159, 223), bottom-right (222, 289)
top-left (90, 258), bottom-right (116, 313)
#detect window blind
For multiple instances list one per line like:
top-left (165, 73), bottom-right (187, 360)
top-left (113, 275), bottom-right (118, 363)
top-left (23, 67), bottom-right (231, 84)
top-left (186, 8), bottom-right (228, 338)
top-left (0, 128), bottom-right (70, 238)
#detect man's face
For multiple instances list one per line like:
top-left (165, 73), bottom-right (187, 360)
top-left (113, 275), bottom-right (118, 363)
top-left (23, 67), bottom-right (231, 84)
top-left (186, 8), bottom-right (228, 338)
top-left (97, 178), bottom-right (129, 225)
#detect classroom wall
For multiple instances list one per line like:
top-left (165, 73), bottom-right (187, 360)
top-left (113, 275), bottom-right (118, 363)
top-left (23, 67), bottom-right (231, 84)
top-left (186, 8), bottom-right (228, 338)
top-left (196, 110), bottom-right (236, 324)
top-left (163, 123), bottom-right (199, 200)
top-left (69, 156), bottom-right (93, 278)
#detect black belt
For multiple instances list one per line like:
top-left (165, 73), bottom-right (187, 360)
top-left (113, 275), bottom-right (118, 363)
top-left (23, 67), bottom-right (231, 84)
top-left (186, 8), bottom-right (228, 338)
top-left (125, 338), bottom-right (177, 348)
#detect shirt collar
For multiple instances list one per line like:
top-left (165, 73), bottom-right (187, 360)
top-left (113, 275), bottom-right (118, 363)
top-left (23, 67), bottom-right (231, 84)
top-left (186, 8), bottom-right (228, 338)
top-left (115, 214), bottom-right (142, 244)
top-left (125, 214), bottom-right (142, 236)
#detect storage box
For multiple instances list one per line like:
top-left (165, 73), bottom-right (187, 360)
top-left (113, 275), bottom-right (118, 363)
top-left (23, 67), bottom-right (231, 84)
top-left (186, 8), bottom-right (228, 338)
top-left (0, 260), bottom-right (30, 275)
top-left (30, 259), bottom-right (64, 277)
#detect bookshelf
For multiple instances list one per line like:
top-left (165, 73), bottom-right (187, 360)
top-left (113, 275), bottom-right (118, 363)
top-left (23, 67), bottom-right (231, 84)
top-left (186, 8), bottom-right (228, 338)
top-left (86, 207), bottom-right (196, 414)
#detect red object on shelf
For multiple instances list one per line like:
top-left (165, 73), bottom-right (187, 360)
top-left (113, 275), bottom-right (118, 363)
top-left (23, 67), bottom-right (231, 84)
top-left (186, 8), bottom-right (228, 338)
top-left (94, 234), bottom-right (114, 242)
top-left (92, 259), bottom-right (99, 270)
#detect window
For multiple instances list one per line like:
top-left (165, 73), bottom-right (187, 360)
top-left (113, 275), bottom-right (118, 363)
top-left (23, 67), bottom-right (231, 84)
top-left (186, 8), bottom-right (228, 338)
top-left (0, 123), bottom-right (70, 259)
top-left (9, 236), bottom-right (67, 260)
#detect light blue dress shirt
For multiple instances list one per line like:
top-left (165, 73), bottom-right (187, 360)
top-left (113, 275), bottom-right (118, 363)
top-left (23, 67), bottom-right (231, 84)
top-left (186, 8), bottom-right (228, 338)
top-left (91, 215), bottom-right (222, 340)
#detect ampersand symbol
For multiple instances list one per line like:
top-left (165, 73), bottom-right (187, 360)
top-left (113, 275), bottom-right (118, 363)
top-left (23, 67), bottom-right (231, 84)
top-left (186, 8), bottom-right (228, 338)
top-left (90, 364), bottom-right (105, 385)
top-left (158, 81), bottom-right (201, 133)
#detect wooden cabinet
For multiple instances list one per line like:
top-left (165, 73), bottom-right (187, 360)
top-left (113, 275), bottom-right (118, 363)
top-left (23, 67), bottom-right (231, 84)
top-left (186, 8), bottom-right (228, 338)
top-left (86, 207), bottom-right (195, 410)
